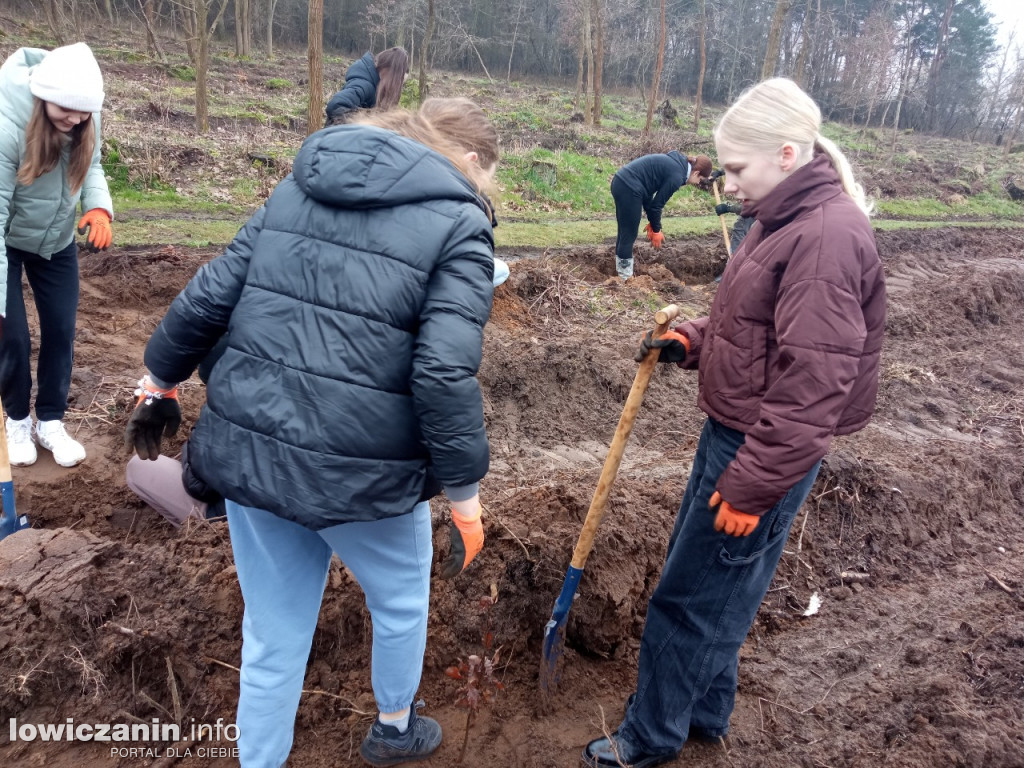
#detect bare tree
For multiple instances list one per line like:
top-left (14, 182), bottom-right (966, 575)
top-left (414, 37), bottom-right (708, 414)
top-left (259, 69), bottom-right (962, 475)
top-left (235, 0), bottom-right (252, 58)
top-left (139, 0), bottom-right (169, 64)
top-left (762, 0), bottom-right (796, 80)
top-left (177, 0), bottom-right (231, 133)
top-left (506, 0), bottom-right (527, 81)
top-left (265, 0), bottom-right (278, 57)
top-left (418, 0), bottom-right (436, 102)
top-left (591, 0), bottom-right (605, 125)
top-left (643, 0), bottom-right (667, 134)
top-left (308, 0), bottom-right (324, 135)
top-left (694, 0), bottom-right (707, 133)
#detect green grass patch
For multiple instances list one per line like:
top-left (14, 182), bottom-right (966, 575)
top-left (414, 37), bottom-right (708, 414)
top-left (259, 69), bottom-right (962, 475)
top-left (169, 65), bottom-right (196, 82)
top-left (494, 215), bottom-right (723, 248)
top-left (114, 216), bottom-right (247, 247)
top-left (103, 138), bottom-right (179, 204)
top-left (265, 77), bottom-right (293, 89)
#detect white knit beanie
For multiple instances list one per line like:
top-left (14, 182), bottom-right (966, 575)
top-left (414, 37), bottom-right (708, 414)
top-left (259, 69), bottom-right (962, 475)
top-left (29, 42), bottom-right (105, 113)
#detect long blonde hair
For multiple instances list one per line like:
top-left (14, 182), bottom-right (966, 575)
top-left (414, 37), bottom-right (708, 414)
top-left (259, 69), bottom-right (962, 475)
top-left (17, 98), bottom-right (95, 194)
top-left (354, 97), bottom-right (500, 198)
top-left (714, 78), bottom-right (872, 215)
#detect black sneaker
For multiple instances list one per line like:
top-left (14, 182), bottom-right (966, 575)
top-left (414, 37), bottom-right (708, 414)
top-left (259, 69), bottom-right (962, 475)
top-left (581, 733), bottom-right (677, 768)
top-left (359, 708), bottom-right (442, 767)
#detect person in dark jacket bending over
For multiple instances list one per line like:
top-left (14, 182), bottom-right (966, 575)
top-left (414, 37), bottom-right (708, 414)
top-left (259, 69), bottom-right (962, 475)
top-left (325, 47), bottom-right (409, 126)
top-left (125, 97), bottom-right (500, 768)
top-left (611, 151), bottom-right (712, 280)
top-left (583, 78), bottom-right (886, 768)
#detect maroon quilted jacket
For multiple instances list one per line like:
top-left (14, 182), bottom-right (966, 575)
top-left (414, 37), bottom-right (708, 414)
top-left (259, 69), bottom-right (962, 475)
top-left (677, 153), bottom-right (885, 515)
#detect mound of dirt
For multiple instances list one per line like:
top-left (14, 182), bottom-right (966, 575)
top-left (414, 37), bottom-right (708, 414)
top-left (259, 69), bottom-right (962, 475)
top-left (1, 229), bottom-right (1022, 768)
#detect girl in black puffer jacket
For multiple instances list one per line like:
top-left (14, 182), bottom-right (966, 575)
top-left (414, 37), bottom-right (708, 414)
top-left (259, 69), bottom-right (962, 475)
top-left (126, 97), bottom-right (500, 768)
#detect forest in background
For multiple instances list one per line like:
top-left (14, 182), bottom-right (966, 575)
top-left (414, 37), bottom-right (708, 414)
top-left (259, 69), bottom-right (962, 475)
top-left (9, 0), bottom-right (1024, 147)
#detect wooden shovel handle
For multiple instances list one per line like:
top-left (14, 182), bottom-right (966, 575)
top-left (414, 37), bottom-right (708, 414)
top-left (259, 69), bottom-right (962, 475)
top-left (712, 179), bottom-right (733, 257)
top-left (569, 304), bottom-right (680, 569)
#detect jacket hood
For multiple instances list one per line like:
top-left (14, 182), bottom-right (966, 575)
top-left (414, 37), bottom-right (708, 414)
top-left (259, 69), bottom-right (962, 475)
top-left (293, 124), bottom-right (488, 215)
top-left (745, 153), bottom-right (845, 231)
top-left (0, 48), bottom-right (46, 130)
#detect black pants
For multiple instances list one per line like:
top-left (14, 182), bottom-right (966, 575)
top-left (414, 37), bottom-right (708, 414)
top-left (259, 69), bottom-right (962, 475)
top-left (0, 240), bottom-right (79, 421)
top-left (611, 175), bottom-right (645, 263)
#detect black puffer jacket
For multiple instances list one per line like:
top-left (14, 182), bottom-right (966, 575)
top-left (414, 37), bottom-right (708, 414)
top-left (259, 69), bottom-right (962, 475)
top-left (144, 124), bottom-right (495, 529)
top-left (613, 151), bottom-right (691, 232)
top-left (325, 52), bottom-right (378, 124)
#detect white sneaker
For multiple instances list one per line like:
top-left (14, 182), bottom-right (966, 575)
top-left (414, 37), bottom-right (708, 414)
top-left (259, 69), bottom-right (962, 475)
top-left (6, 416), bottom-right (37, 467)
top-left (34, 420), bottom-right (86, 467)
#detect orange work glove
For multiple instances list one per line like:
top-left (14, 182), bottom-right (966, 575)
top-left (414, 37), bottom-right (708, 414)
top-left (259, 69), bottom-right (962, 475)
top-left (644, 222), bottom-right (655, 241)
top-left (635, 328), bottom-right (689, 364)
top-left (77, 208), bottom-right (112, 252)
top-left (439, 507), bottom-right (484, 579)
top-left (650, 231), bottom-right (665, 249)
top-left (710, 491), bottom-right (760, 537)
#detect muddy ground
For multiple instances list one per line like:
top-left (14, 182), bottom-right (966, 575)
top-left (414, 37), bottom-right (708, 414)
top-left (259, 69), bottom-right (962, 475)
top-left (0, 228), bottom-right (1022, 768)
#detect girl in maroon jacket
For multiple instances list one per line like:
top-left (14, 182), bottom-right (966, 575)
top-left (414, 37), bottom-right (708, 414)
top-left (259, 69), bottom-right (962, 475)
top-left (583, 78), bottom-right (886, 768)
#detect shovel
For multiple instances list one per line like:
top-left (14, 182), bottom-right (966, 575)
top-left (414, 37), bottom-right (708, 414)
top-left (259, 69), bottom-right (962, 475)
top-left (709, 169), bottom-right (732, 257)
top-left (539, 303), bottom-right (680, 696)
top-left (0, 395), bottom-right (30, 542)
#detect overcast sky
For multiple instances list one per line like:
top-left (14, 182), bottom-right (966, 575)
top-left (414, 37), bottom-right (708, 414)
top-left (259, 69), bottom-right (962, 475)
top-left (984, 0), bottom-right (1024, 49)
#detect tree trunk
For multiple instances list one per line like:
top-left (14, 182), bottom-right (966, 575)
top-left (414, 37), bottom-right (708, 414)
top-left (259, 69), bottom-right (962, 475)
top-left (418, 0), bottom-right (435, 102)
top-left (195, 0), bottom-right (209, 133)
top-left (924, 0), bottom-right (955, 132)
top-left (44, 0), bottom-right (67, 45)
top-left (235, 0), bottom-right (251, 57)
top-left (794, 0), bottom-right (813, 86)
top-left (643, 0), bottom-right (667, 134)
top-left (265, 0), bottom-right (276, 57)
top-left (574, 13), bottom-right (586, 111)
top-left (507, 0), bottom-right (526, 81)
top-left (761, 0), bottom-right (795, 80)
top-left (140, 0), bottom-right (168, 64)
top-left (583, 1), bottom-right (593, 125)
top-left (591, 0), bottom-right (604, 125)
top-left (308, 0), bottom-right (324, 135)
top-left (693, 0), bottom-right (707, 133)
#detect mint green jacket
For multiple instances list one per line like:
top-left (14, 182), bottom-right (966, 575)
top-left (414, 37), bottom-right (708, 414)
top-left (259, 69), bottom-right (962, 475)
top-left (0, 48), bottom-right (112, 317)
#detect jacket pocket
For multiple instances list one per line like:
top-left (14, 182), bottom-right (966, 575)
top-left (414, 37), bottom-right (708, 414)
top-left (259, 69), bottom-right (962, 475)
top-left (716, 497), bottom-right (797, 567)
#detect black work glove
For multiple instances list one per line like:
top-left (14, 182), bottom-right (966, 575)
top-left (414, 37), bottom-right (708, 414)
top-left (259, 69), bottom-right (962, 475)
top-left (715, 202), bottom-right (741, 216)
top-left (634, 329), bottom-right (690, 364)
top-left (126, 392), bottom-right (182, 461)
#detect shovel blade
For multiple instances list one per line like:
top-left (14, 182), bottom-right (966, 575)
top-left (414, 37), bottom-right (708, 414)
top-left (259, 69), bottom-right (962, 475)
top-left (539, 564), bottom-right (583, 696)
top-left (0, 480), bottom-right (29, 542)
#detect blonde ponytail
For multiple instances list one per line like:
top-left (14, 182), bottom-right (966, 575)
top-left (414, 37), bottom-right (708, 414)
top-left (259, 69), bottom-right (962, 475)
top-left (814, 133), bottom-right (873, 216)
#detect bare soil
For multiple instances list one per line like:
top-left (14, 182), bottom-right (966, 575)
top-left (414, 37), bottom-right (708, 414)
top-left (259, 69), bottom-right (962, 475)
top-left (1, 228), bottom-right (1023, 768)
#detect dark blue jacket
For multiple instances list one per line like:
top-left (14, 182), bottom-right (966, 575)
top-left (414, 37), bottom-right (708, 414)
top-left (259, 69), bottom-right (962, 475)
top-left (144, 125), bottom-right (495, 530)
top-left (325, 52), bottom-right (378, 124)
top-left (614, 151), bottom-right (691, 232)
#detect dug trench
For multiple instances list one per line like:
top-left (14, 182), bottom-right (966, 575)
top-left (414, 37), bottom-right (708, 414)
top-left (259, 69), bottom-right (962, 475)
top-left (0, 228), bottom-right (1022, 768)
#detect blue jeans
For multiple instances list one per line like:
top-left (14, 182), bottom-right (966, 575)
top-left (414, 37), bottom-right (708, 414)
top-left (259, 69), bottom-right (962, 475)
top-left (0, 241), bottom-right (79, 421)
top-left (619, 418), bottom-right (821, 754)
top-left (226, 500), bottom-right (433, 768)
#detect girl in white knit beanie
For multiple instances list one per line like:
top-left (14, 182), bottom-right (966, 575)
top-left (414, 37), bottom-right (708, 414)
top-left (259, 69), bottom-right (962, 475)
top-left (0, 42), bottom-right (114, 470)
